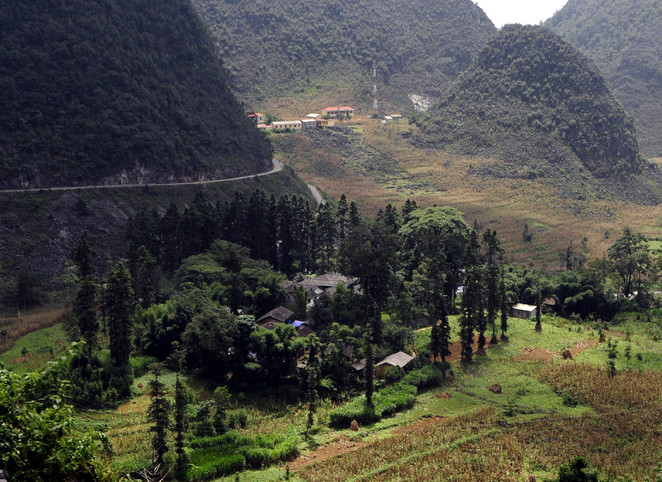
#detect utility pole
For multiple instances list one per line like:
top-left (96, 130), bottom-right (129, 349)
top-left (372, 61), bottom-right (378, 112)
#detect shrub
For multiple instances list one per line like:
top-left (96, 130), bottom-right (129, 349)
top-left (187, 451), bottom-right (245, 481)
top-left (562, 392), bottom-right (581, 407)
top-left (384, 365), bottom-right (405, 384)
top-left (403, 362), bottom-right (448, 392)
top-left (329, 397), bottom-right (379, 428)
top-left (241, 446), bottom-right (271, 469)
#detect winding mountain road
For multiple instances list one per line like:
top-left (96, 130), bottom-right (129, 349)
top-left (0, 158), bottom-right (284, 193)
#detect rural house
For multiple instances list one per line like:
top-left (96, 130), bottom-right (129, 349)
top-left (256, 306), bottom-right (294, 330)
top-left (247, 111), bottom-right (265, 124)
top-left (322, 106), bottom-right (354, 119)
top-left (375, 351), bottom-right (414, 378)
top-left (511, 303), bottom-right (538, 319)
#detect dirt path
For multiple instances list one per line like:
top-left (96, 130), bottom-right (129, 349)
top-left (0, 158), bottom-right (283, 193)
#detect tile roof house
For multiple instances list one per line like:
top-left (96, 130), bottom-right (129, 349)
top-left (256, 306), bottom-right (294, 330)
top-left (375, 351), bottom-right (414, 378)
top-left (511, 303), bottom-right (538, 319)
top-left (322, 106), bottom-right (354, 119)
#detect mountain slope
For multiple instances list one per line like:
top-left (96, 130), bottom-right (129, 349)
top-left (0, 0), bottom-right (272, 189)
top-left (545, 0), bottom-right (662, 157)
top-left (414, 25), bottom-right (653, 200)
top-left (192, 0), bottom-right (496, 111)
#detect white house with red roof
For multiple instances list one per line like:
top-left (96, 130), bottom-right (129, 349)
top-left (322, 106), bottom-right (354, 119)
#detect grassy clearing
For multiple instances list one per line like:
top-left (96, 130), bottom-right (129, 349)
top-left (0, 323), bottom-right (68, 373)
top-left (0, 306), bottom-right (70, 356)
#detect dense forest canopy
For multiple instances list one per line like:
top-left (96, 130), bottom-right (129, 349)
top-left (545, 0), bottom-right (662, 157)
top-left (192, 0), bottom-right (496, 111)
top-left (0, 0), bottom-right (272, 189)
top-left (414, 25), bottom-right (649, 197)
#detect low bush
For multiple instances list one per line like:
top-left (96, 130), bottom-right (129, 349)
top-left (402, 362), bottom-right (448, 392)
top-left (187, 451), bottom-right (245, 481)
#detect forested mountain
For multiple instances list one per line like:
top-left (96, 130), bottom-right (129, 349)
top-left (191, 0), bottom-right (496, 111)
top-left (0, 0), bottom-right (272, 189)
top-left (545, 0), bottom-right (662, 157)
top-left (414, 25), bottom-right (654, 200)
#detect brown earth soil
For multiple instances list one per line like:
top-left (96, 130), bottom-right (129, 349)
top-left (289, 434), bottom-right (368, 472)
top-left (515, 339), bottom-right (598, 361)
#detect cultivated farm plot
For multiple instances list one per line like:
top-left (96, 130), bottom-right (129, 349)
top-left (285, 317), bottom-right (662, 481)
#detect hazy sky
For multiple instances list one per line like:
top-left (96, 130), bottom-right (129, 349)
top-left (473, 0), bottom-right (569, 28)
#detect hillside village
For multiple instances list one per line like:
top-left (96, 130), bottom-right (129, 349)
top-left (248, 107), bottom-right (404, 131)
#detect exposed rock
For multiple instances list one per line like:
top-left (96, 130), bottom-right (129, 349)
top-left (489, 383), bottom-right (502, 394)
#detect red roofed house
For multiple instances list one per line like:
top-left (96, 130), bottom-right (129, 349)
top-left (247, 111), bottom-right (265, 124)
top-left (322, 106), bottom-right (354, 119)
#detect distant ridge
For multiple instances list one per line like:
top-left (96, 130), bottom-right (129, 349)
top-left (0, 0), bottom-right (272, 189)
top-left (415, 25), bottom-right (648, 195)
top-left (192, 0), bottom-right (496, 111)
top-left (546, 0), bottom-right (662, 157)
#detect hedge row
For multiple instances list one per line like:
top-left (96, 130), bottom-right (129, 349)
top-left (329, 362), bottom-right (450, 428)
top-left (187, 431), bottom-right (300, 479)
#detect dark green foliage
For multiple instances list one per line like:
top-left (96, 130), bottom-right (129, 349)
top-left (0, 346), bottom-right (110, 480)
top-left (174, 374), bottom-right (189, 475)
top-left (328, 382), bottom-right (417, 428)
top-left (105, 262), bottom-right (135, 369)
top-left (402, 362), bottom-right (449, 392)
top-left (187, 430), bottom-right (298, 479)
top-left (607, 227), bottom-right (651, 298)
top-left (416, 25), bottom-right (646, 196)
top-left (546, 0), bottom-right (662, 157)
top-left (147, 365), bottom-right (171, 468)
top-left (192, 0), bottom-right (495, 110)
top-left (0, 0), bottom-right (271, 188)
top-left (557, 456), bottom-right (599, 482)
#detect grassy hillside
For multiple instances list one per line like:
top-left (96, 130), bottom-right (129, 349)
top-left (274, 118), bottom-right (662, 268)
top-left (0, 0), bottom-right (271, 189)
top-left (192, 0), bottom-right (496, 112)
top-left (413, 25), bottom-right (657, 204)
top-left (545, 0), bottom-right (662, 157)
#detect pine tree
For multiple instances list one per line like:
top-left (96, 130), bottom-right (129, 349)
top-left (73, 276), bottom-right (98, 368)
top-left (105, 262), bottom-right (135, 368)
top-left (482, 230), bottom-right (503, 345)
top-left (460, 231), bottom-right (482, 363)
top-left (174, 374), bottom-right (189, 475)
top-left (365, 301), bottom-right (376, 408)
top-left (499, 268), bottom-right (509, 341)
top-left (305, 336), bottom-right (320, 439)
top-left (147, 365), bottom-right (171, 470)
top-left (73, 231), bottom-right (95, 278)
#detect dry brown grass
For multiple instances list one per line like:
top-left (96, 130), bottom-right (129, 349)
top-left (0, 305), bottom-right (70, 354)
top-left (279, 117), bottom-right (662, 267)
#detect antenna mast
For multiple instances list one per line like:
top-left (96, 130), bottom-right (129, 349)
top-left (372, 61), bottom-right (378, 111)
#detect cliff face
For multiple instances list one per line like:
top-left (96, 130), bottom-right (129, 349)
top-left (0, 0), bottom-right (272, 189)
top-left (546, 0), bottom-right (662, 157)
top-left (192, 0), bottom-right (496, 111)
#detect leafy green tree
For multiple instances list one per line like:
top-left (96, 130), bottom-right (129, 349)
top-left (607, 227), bottom-right (651, 298)
top-left (0, 346), bottom-right (111, 480)
top-left (558, 456), bottom-right (598, 482)
top-left (130, 245), bottom-right (157, 308)
top-left (182, 301), bottom-right (239, 381)
top-left (293, 284), bottom-right (308, 321)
